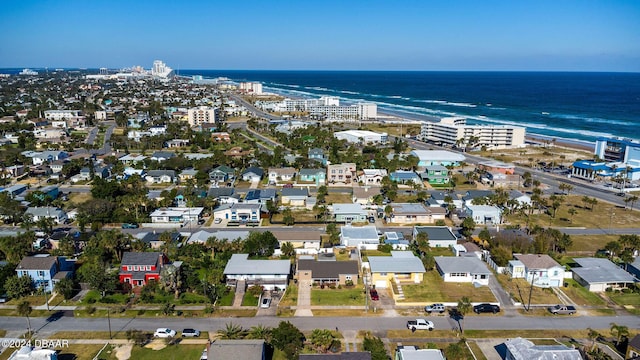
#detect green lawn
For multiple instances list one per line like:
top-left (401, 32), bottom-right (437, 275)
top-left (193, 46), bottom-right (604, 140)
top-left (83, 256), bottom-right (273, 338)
top-left (401, 271), bottom-right (496, 303)
top-left (560, 279), bottom-right (606, 306)
top-left (325, 193), bottom-right (353, 204)
top-left (495, 274), bottom-right (560, 304)
top-left (279, 282), bottom-right (298, 307)
top-left (216, 288), bottom-right (235, 306)
top-left (311, 286), bottom-right (365, 306)
top-left (129, 344), bottom-right (205, 360)
top-left (609, 291), bottom-right (640, 315)
top-left (242, 292), bottom-right (259, 306)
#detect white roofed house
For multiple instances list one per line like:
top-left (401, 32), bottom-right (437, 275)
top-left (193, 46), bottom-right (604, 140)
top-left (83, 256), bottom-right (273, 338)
top-left (25, 207), bottom-right (68, 224)
top-left (150, 207), bottom-right (204, 225)
top-left (388, 203), bottom-right (446, 224)
top-left (571, 257), bottom-right (637, 292)
top-left (368, 251), bottom-right (426, 289)
top-left (465, 204), bottom-right (502, 225)
top-left (435, 256), bottom-right (492, 286)
top-left (333, 203), bottom-right (369, 223)
top-left (223, 254), bottom-right (291, 290)
top-left (359, 169), bottom-right (387, 185)
top-left (410, 150), bottom-right (465, 169)
top-left (268, 167), bottom-right (296, 184)
top-left (340, 225), bottom-right (379, 249)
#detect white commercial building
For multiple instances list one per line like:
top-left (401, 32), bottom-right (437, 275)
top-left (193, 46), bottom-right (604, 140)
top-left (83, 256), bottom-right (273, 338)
top-left (151, 60), bottom-right (173, 78)
top-left (334, 130), bottom-right (387, 144)
top-left (44, 110), bottom-right (82, 120)
top-left (187, 106), bottom-right (216, 127)
top-left (239, 82), bottom-right (263, 94)
top-left (420, 117), bottom-right (526, 149)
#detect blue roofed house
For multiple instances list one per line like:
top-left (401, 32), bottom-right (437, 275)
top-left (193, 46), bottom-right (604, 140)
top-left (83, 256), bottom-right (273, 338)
top-left (389, 170), bottom-right (422, 185)
top-left (308, 148), bottom-right (327, 165)
top-left (16, 254), bottom-right (74, 292)
top-left (244, 189), bottom-right (276, 204)
top-left (299, 169), bottom-right (326, 185)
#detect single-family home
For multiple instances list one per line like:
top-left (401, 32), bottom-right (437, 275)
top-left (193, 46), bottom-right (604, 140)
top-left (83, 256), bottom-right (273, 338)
top-left (465, 204), bottom-right (502, 225)
top-left (430, 191), bottom-right (464, 209)
top-left (48, 161), bottom-right (64, 174)
top-left (118, 154), bottom-right (147, 164)
top-left (24, 207), bottom-right (68, 224)
top-left (24, 150), bottom-right (69, 166)
top-left (270, 230), bottom-right (322, 250)
top-left (241, 167), bottom-right (264, 182)
top-left (179, 168), bottom-right (198, 182)
top-left (223, 254), bottom-right (291, 290)
top-left (388, 203), bottom-right (446, 224)
top-left (211, 132), bottom-right (231, 142)
top-left (389, 170), bottom-right (422, 185)
top-left (333, 203), bottom-right (369, 223)
top-left (299, 168), bottom-right (326, 184)
top-left (482, 172), bottom-right (520, 188)
top-left (281, 188), bottom-right (309, 206)
top-left (297, 259), bottom-right (359, 285)
top-left (208, 187), bottom-right (239, 204)
top-left (461, 190), bottom-right (494, 205)
top-left (395, 346), bottom-right (445, 360)
top-left (413, 226), bottom-right (458, 248)
top-left (16, 254), bottom-right (74, 292)
top-left (478, 160), bottom-right (515, 175)
top-left (359, 169), bottom-right (387, 185)
top-left (509, 190), bottom-right (532, 207)
top-left (149, 151), bottom-right (176, 162)
top-left (571, 257), bottom-right (637, 292)
top-left (150, 207), bottom-right (203, 224)
top-left (268, 167), bottom-right (297, 184)
top-left (214, 203), bottom-right (263, 225)
top-left (118, 252), bottom-right (170, 287)
top-left (244, 189), bottom-right (276, 204)
top-left (187, 230), bottom-right (250, 245)
top-left (209, 165), bottom-right (235, 183)
top-left (384, 232), bottom-right (410, 250)
top-left (340, 225), bottom-right (379, 248)
top-left (504, 337), bottom-right (582, 360)
top-left (136, 232), bottom-right (182, 249)
top-left (145, 170), bottom-right (176, 184)
top-left (352, 186), bottom-right (382, 205)
top-left (410, 150), bottom-right (465, 168)
top-left (435, 256), bottom-right (492, 286)
top-left (369, 251), bottom-right (426, 288)
top-left (626, 334), bottom-right (640, 360)
top-left (327, 163), bottom-right (357, 185)
top-left (149, 125), bottom-right (167, 136)
top-left (308, 148), bottom-right (327, 165)
top-left (421, 165), bottom-right (450, 185)
top-left (627, 258), bottom-right (640, 280)
top-left (512, 254), bottom-right (566, 288)
top-left (225, 146), bottom-right (254, 159)
top-left (207, 339), bottom-right (266, 360)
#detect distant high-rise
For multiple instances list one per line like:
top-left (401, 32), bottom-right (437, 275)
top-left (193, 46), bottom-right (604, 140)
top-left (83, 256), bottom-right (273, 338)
top-left (151, 60), bottom-right (173, 78)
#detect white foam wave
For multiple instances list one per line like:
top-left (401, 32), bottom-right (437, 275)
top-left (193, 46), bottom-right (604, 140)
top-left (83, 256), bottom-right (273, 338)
top-left (548, 113), bottom-right (634, 126)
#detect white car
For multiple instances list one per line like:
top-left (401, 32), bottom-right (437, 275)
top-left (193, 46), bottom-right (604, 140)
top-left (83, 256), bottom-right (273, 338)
top-left (260, 298), bottom-right (271, 308)
top-left (214, 218), bottom-right (222, 224)
top-left (154, 328), bottom-right (176, 338)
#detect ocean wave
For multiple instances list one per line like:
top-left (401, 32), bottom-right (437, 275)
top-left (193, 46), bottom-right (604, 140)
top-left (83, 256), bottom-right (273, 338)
top-left (548, 113), bottom-right (634, 126)
top-left (466, 115), bottom-right (616, 139)
top-left (339, 90), bottom-right (360, 95)
top-left (412, 99), bottom-right (476, 108)
top-left (307, 86), bottom-right (331, 91)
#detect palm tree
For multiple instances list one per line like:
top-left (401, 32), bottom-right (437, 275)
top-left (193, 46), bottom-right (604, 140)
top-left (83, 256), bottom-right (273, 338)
top-left (18, 300), bottom-right (32, 337)
top-left (456, 296), bottom-right (472, 335)
top-left (247, 324), bottom-right (272, 342)
top-left (567, 208), bottom-right (577, 223)
top-left (587, 328), bottom-right (600, 351)
top-left (218, 322), bottom-right (246, 339)
top-left (628, 195), bottom-right (639, 211)
top-left (610, 323), bottom-right (629, 346)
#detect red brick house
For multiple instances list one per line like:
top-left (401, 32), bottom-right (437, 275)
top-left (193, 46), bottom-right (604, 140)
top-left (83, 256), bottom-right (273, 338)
top-left (119, 252), bottom-right (168, 287)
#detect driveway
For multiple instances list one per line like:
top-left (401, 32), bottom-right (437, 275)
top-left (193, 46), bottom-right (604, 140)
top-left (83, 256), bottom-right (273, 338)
top-left (294, 280), bottom-right (313, 317)
top-left (474, 338), bottom-right (506, 360)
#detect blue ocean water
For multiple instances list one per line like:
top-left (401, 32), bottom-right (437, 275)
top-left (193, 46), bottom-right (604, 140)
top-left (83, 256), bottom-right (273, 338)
top-left (180, 70), bottom-right (640, 143)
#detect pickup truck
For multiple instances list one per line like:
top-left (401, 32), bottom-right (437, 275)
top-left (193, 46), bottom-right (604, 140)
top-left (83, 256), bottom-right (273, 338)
top-left (548, 304), bottom-right (577, 315)
top-left (406, 319), bottom-right (434, 331)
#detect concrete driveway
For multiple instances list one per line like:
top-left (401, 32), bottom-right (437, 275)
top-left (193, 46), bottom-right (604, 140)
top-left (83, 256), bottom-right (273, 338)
top-left (474, 338), bottom-right (506, 360)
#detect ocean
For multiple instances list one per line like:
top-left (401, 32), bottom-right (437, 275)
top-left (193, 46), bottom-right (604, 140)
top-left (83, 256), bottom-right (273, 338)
top-left (180, 70), bottom-right (640, 144)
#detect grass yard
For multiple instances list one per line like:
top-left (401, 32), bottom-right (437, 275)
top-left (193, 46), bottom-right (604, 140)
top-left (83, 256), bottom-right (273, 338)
top-left (473, 146), bottom-right (591, 167)
top-left (430, 247), bottom-right (455, 257)
top-left (7, 295), bottom-right (48, 306)
top-left (68, 192), bottom-right (93, 206)
top-left (400, 271), bottom-right (496, 303)
top-left (278, 282), bottom-right (298, 307)
top-left (312, 309), bottom-right (384, 317)
top-left (129, 344), bottom-right (205, 360)
top-left (609, 291), bottom-right (640, 315)
top-left (57, 344), bottom-right (109, 360)
top-left (271, 210), bottom-right (318, 223)
top-left (216, 288), bottom-right (235, 306)
top-left (495, 274), bottom-right (560, 305)
top-left (387, 340), bottom-right (475, 360)
top-left (51, 331), bottom-right (128, 340)
top-left (560, 279), bottom-right (606, 306)
top-left (325, 193), bottom-right (353, 204)
top-left (311, 286), bottom-right (365, 306)
top-left (567, 235), bottom-right (620, 254)
top-left (241, 292), bottom-right (259, 307)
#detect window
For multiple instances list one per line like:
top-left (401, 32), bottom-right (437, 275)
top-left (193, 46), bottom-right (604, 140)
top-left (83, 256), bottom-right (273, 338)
top-left (37, 271), bottom-right (45, 278)
top-left (345, 275), bottom-right (352, 281)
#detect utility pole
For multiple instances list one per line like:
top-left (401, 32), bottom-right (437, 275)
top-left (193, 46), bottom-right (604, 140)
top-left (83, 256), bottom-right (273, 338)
top-left (527, 271), bottom-right (536, 311)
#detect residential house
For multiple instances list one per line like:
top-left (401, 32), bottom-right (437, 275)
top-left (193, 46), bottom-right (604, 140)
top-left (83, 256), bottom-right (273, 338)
top-left (384, 232), bottom-right (410, 250)
top-left (369, 251), bottom-right (426, 289)
top-left (478, 160), bottom-right (516, 175)
top-left (208, 187), bottom-right (239, 204)
top-left (359, 169), bottom-right (387, 185)
top-left (297, 259), bottom-right (359, 285)
top-left (165, 139), bottom-right (189, 148)
top-left (244, 189), bottom-right (276, 204)
top-left (36, 185), bottom-right (60, 201)
top-left (352, 186), bottom-right (381, 205)
top-left (187, 230), bottom-right (249, 245)
top-left (308, 147), bottom-right (327, 165)
top-left (149, 125), bottom-right (167, 136)
top-left (213, 203), bottom-right (263, 225)
top-left (270, 230), bottom-right (322, 250)
top-left (627, 334), bottom-right (640, 360)
top-left (389, 171), bottom-right (422, 185)
top-left (224, 146), bottom-right (254, 159)
top-left (268, 167), bottom-right (296, 184)
top-left (421, 165), bottom-right (450, 185)
top-left (512, 254), bottom-right (566, 288)
top-left (281, 188), bottom-right (309, 206)
top-left (16, 254), bottom-right (74, 292)
top-left (509, 190), bottom-right (532, 207)
top-left (571, 257), bottom-right (637, 292)
top-left (333, 203), bottom-right (369, 223)
top-left (430, 191), bottom-right (464, 209)
top-left (25, 207), bottom-right (68, 224)
top-left (410, 150), bottom-right (465, 168)
top-left (207, 339), bottom-right (266, 360)
top-left (209, 165), bottom-right (235, 183)
top-left (395, 346), bottom-right (445, 360)
top-left (23, 150), bottom-right (69, 166)
top-left (211, 132), bottom-right (231, 142)
top-left (482, 172), bottom-right (520, 188)
top-left (435, 256), bottom-right (492, 286)
top-left (627, 258), bottom-right (640, 280)
top-left (48, 162), bottom-right (64, 174)
top-left (150, 207), bottom-right (203, 225)
top-left (241, 167), bottom-right (264, 182)
top-left (461, 190), bottom-right (494, 205)
top-left (299, 168), bottom-right (326, 185)
top-left (0, 165), bottom-right (25, 179)
top-left (118, 154), bottom-right (147, 164)
top-left (179, 168), bottom-right (198, 182)
top-left (340, 225), bottom-right (379, 248)
top-left (388, 203), bottom-right (446, 224)
top-left (465, 204), bottom-right (502, 225)
top-left (149, 151), bottom-right (176, 162)
top-left (504, 337), bottom-right (582, 360)
top-left (327, 163), bottom-right (357, 185)
top-left (413, 226), bottom-right (458, 248)
top-left (136, 232), bottom-right (182, 250)
top-left (223, 254), bottom-right (290, 290)
top-left (119, 252), bottom-right (170, 287)
top-left (145, 170), bottom-right (176, 184)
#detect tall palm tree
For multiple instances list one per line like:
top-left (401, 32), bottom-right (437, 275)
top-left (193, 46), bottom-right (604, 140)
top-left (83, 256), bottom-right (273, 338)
top-left (17, 300), bottom-right (32, 337)
top-left (610, 323), bottom-right (629, 346)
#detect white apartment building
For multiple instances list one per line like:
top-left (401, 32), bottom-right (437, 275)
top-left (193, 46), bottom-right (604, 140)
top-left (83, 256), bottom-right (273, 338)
top-left (334, 130), bottom-right (387, 144)
top-left (420, 117), bottom-right (525, 149)
top-left (239, 82), bottom-right (263, 94)
top-left (44, 110), bottom-right (83, 121)
top-left (261, 96), bottom-right (376, 120)
top-left (151, 60), bottom-right (173, 78)
top-left (187, 106), bottom-right (216, 127)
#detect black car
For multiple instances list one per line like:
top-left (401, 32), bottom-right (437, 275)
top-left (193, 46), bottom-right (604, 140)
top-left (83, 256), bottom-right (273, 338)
top-left (473, 303), bottom-right (500, 314)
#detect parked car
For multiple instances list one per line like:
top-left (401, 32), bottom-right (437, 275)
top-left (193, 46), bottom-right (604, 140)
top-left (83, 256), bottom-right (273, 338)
top-left (214, 218), bottom-right (222, 224)
top-left (181, 328), bottom-right (201, 337)
top-left (406, 319), bottom-right (434, 331)
top-left (283, 184), bottom-right (293, 188)
top-left (548, 304), bottom-right (577, 315)
top-left (197, 218), bottom-right (205, 225)
top-left (425, 303), bottom-right (446, 314)
top-left (154, 328), bottom-right (176, 338)
top-left (369, 289), bottom-right (379, 301)
top-left (121, 223), bottom-right (139, 229)
top-left (261, 298), bottom-right (271, 308)
top-left (473, 303), bottom-right (500, 314)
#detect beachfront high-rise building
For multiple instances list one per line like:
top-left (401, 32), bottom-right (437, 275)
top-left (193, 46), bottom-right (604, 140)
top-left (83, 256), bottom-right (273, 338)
top-left (239, 82), bottom-right (263, 95)
top-left (594, 137), bottom-right (640, 164)
top-left (151, 60), bottom-right (173, 78)
top-left (419, 117), bottom-right (525, 149)
top-left (187, 106), bottom-right (217, 127)
top-left (259, 96), bottom-right (376, 120)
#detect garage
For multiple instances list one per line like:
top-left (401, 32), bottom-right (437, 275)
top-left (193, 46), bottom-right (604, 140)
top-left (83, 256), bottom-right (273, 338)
top-left (375, 280), bottom-right (388, 289)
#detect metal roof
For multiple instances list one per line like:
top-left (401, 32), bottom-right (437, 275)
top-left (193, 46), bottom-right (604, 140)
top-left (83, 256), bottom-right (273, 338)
top-left (414, 226), bottom-right (457, 242)
top-left (505, 337), bottom-right (582, 360)
top-left (368, 251), bottom-right (425, 274)
top-left (223, 254), bottom-right (290, 275)
top-left (572, 257), bottom-right (636, 284)
top-left (435, 256), bottom-right (491, 274)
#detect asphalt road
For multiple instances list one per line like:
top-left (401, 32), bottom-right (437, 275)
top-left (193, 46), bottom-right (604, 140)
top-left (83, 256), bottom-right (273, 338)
top-left (0, 313), bottom-right (637, 335)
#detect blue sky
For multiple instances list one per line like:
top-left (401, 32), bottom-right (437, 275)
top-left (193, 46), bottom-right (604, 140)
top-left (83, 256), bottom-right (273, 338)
top-left (1, 0), bottom-right (639, 71)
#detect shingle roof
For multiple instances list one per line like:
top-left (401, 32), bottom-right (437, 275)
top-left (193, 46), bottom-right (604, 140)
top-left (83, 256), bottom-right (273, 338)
top-left (435, 256), bottom-right (491, 275)
top-left (121, 252), bottom-right (162, 266)
top-left (209, 339), bottom-right (265, 360)
top-left (298, 260), bottom-right (359, 279)
top-left (281, 188), bottom-right (308, 197)
top-left (414, 226), bottom-right (457, 242)
top-left (242, 166), bottom-right (264, 177)
top-left (515, 254), bottom-right (561, 270)
top-left (16, 255), bottom-right (58, 270)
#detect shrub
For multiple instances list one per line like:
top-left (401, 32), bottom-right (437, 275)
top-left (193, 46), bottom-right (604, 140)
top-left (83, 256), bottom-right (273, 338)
top-left (328, 284), bottom-right (336, 289)
top-left (85, 306), bottom-right (96, 314)
top-left (345, 280), bottom-right (354, 287)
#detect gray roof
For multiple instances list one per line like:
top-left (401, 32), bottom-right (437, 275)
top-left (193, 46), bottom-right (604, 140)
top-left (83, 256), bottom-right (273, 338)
top-left (414, 226), bottom-right (457, 242)
top-left (209, 339), bottom-right (265, 360)
top-left (298, 260), bottom-right (359, 279)
top-left (572, 257), bottom-right (636, 284)
top-left (463, 190), bottom-right (493, 201)
top-left (333, 203), bottom-right (366, 214)
top-left (392, 203), bottom-right (429, 215)
top-left (435, 256), bottom-right (491, 275)
top-left (151, 151), bottom-right (176, 159)
top-left (505, 337), bottom-right (582, 360)
top-left (341, 226), bottom-right (378, 240)
top-left (242, 166), bottom-right (264, 177)
top-left (16, 255), bottom-right (58, 270)
top-left (146, 170), bottom-right (176, 177)
top-left (208, 187), bottom-right (235, 198)
top-left (281, 188), bottom-right (308, 197)
top-left (188, 230), bottom-right (250, 243)
top-left (515, 254), bottom-right (561, 270)
top-left (299, 168), bottom-right (324, 176)
top-left (223, 254), bottom-right (290, 275)
top-left (368, 251), bottom-right (425, 274)
top-left (121, 252), bottom-right (162, 266)
top-left (25, 207), bottom-right (65, 218)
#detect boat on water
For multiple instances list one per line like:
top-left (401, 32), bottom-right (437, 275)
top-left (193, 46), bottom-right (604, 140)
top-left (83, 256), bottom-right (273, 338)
top-left (19, 68), bottom-right (38, 75)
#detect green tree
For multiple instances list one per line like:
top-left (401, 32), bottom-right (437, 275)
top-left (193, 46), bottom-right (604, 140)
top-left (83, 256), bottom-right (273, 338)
top-left (445, 340), bottom-right (467, 360)
top-left (271, 321), bottom-right (305, 360)
top-left (326, 223), bottom-right (340, 245)
top-left (54, 277), bottom-right (76, 300)
top-left (362, 335), bottom-right (388, 360)
top-left (460, 217), bottom-right (476, 238)
top-left (77, 262), bottom-right (116, 297)
top-left (217, 322), bottom-right (246, 340)
top-left (610, 323), bottom-right (629, 346)
top-left (17, 300), bottom-right (32, 337)
top-left (5, 275), bottom-right (34, 299)
top-left (281, 242), bottom-right (295, 258)
top-left (478, 228), bottom-right (491, 244)
top-left (457, 296), bottom-right (472, 335)
top-left (309, 329), bottom-right (338, 353)
top-left (282, 208), bottom-right (295, 226)
top-left (247, 324), bottom-right (272, 342)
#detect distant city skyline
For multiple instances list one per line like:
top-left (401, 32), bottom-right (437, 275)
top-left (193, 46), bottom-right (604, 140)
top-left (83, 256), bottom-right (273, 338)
top-left (1, 0), bottom-right (639, 72)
